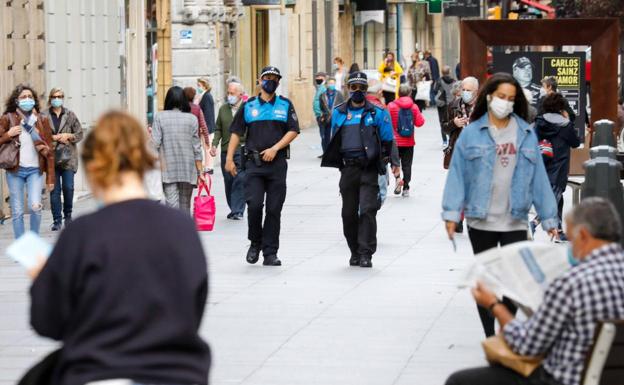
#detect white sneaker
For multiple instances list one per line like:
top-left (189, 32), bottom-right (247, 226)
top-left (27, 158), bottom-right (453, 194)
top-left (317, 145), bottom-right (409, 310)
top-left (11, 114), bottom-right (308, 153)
top-left (402, 189), bottom-right (410, 197)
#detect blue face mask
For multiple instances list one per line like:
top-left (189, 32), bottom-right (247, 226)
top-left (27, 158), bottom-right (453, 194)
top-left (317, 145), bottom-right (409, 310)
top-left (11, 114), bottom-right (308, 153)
top-left (51, 98), bottom-right (63, 108)
top-left (328, 85), bottom-right (336, 91)
top-left (196, 87), bottom-right (204, 95)
top-left (18, 98), bottom-right (35, 112)
top-left (567, 245), bottom-right (580, 267)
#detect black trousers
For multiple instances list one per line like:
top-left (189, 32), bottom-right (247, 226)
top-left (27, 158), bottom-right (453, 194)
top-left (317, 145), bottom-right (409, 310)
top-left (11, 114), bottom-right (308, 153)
top-left (339, 164), bottom-right (380, 258)
top-left (397, 146), bottom-right (414, 189)
top-left (244, 157), bottom-right (288, 257)
top-left (437, 105), bottom-right (449, 142)
top-left (468, 227), bottom-right (527, 337)
top-left (446, 365), bottom-right (562, 385)
top-left (414, 99), bottom-right (427, 112)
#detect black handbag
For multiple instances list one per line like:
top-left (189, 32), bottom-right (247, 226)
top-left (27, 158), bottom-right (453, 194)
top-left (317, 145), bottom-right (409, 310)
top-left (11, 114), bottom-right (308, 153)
top-left (54, 143), bottom-right (73, 169)
top-left (18, 348), bottom-right (61, 385)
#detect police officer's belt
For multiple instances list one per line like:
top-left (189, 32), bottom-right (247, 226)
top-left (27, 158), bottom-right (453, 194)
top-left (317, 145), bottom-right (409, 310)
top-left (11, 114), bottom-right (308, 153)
top-left (342, 157), bottom-right (368, 168)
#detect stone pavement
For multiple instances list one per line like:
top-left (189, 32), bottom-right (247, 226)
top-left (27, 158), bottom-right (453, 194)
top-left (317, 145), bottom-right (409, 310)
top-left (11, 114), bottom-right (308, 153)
top-left (1, 107), bottom-right (547, 384)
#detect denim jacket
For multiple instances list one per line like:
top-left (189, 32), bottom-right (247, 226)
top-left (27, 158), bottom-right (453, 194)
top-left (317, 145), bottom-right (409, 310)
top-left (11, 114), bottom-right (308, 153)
top-left (441, 113), bottom-right (559, 231)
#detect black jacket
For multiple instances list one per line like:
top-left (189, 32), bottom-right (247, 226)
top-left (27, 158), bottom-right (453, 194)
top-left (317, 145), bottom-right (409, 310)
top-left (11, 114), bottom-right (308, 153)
top-left (319, 90), bottom-right (345, 120)
top-left (535, 113), bottom-right (581, 191)
top-left (321, 100), bottom-right (394, 175)
top-left (199, 91), bottom-right (216, 134)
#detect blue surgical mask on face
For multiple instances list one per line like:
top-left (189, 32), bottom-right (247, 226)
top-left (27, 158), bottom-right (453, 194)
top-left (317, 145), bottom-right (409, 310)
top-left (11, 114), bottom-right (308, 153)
top-left (328, 85), bottom-right (336, 91)
top-left (196, 87), bottom-right (204, 95)
top-left (461, 90), bottom-right (473, 104)
top-left (51, 98), bottom-right (63, 108)
top-left (567, 244), bottom-right (580, 267)
top-left (227, 95), bottom-right (239, 105)
top-left (18, 98), bottom-right (35, 112)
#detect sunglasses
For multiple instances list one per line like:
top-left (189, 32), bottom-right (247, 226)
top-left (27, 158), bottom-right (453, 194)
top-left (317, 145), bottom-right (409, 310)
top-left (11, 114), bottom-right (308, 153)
top-left (348, 84), bottom-right (367, 92)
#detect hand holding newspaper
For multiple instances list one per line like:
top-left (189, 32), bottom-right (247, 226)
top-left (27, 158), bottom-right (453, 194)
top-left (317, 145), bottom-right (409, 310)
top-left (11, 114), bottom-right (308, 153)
top-left (6, 231), bottom-right (52, 270)
top-left (460, 241), bottom-right (573, 315)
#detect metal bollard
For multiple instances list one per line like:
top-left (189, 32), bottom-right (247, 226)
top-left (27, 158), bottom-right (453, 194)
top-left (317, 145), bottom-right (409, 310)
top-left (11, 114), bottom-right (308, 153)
top-left (581, 120), bottom-right (624, 245)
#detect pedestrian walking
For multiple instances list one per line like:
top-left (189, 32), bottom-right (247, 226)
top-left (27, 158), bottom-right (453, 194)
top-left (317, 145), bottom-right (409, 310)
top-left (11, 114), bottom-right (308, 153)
top-left (387, 84), bottom-right (425, 198)
top-left (211, 81), bottom-right (246, 220)
top-left (424, 50), bottom-right (440, 106)
top-left (378, 52), bottom-right (403, 103)
top-left (152, 86), bottom-right (205, 213)
top-left (0, 84), bottom-right (54, 239)
top-left (184, 86), bottom-right (211, 155)
top-left (25, 110), bottom-right (210, 385)
top-left (225, 66), bottom-right (299, 267)
top-left (197, 77), bottom-right (216, 174)
top-left (433, 66), bottom-right (457, 147)
top-left (531, 92), bottom-right (581, 239)
top-left (321, 71), bottom-right (394, 268)
top-left (441, 73), bottom-right (559, 337)
top-left (536, 76), bottom-right (576, 123)
top-left (319, 77), bottom-right (345, 154)
top-left (366, 80), bottom-right (385, 108)
top-left (42, 87), bottom-right (83, 231)
top-left (333, 57), bottom-right (347, 93)
top-left (313, 72), bottom-right (328, 157)
top-left (442, 76), bottom-right (479, 234)
top-left (407, 51), bottom-right (431, 112)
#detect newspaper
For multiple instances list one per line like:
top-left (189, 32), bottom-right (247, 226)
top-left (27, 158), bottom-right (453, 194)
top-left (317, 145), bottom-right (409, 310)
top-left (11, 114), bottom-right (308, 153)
top-left (460, 241), bottom-right (573, 315)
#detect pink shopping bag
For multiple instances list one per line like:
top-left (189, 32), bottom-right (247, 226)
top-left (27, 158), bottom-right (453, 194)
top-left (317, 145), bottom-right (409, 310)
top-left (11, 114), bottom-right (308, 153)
top-left (194, 177), bottom-right (216, 231)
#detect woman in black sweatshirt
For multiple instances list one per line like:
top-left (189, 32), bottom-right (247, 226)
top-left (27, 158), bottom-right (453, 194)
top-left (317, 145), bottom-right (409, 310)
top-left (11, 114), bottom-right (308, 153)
top-left (28, 111), bottom-right (210, 385)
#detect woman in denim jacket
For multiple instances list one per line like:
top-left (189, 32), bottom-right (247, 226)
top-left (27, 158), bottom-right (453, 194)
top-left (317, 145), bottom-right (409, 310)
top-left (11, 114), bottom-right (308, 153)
top-left (441, 73), bottom-right (559, 337)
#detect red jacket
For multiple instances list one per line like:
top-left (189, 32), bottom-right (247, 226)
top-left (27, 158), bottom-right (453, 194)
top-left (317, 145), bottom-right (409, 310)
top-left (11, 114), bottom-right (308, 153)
top-left (387, 96), bottom-right (425, 147)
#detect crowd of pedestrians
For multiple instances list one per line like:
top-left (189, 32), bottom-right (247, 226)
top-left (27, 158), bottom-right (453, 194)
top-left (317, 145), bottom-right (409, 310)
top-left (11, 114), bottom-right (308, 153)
top-left (2, 43), bottom-right (623, 385)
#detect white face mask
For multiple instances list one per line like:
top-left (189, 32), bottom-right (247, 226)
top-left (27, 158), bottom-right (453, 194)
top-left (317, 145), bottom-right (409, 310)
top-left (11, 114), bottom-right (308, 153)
top-left (227, 95), bottom-right (239, 105)
top-left (461, 90), bottom-right (474, 104)
top-left (488, 96), bottom-right (514, 119)
top-left (539, 88), bottom-right (547, 97)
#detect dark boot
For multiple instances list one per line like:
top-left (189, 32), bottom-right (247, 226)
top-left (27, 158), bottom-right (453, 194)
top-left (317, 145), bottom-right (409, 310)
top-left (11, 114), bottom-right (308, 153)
top-left (349, 254), bottom-right (360, 266)
top-left (359, 255), bottom-right (373, 268)
top-left (262, 254), bottom-right (282, 266)
top-left (246, 243), bottom-right (261, 264)
top-left (51, 222), bottom-right (62, 232)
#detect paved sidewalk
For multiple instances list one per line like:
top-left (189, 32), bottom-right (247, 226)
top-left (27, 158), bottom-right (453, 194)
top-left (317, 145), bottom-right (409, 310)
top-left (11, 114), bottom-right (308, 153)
top-left (1, 108), bottom-right (492, 385)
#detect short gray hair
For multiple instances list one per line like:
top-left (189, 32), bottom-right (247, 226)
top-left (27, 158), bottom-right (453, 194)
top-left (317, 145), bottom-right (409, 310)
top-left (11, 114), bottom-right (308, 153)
top-left (462, 76), bottom-right (479, 89)
top-left (398, 83), bottom-right (412, 97)
top-left (228, 81), bottom-right (244, 93)
top-left (567, 197), bottom-right (622, 242)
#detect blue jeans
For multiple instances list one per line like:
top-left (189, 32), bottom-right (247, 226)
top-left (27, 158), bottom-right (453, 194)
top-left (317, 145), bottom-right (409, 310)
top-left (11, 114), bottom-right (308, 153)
top-left (6, 167), bottom-right (44, 238)
top-left (221, 150), bottom-right (246, 216)
top-left (50, 167), bottom-right (75, 224)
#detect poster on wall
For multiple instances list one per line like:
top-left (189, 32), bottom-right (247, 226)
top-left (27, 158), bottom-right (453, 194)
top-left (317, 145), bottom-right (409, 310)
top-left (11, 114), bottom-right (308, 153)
top-left (493, 51), bottom-right (587, 141)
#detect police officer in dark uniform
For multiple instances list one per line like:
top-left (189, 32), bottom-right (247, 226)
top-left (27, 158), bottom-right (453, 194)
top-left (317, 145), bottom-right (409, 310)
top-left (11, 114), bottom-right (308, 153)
top-left (321, 71), bottom-right (394, 268)
top-left (226, 66), bottom-right (299, 266)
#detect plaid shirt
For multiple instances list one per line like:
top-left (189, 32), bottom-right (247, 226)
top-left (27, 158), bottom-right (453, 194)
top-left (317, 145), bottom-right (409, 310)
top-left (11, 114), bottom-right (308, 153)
top-left (503, 243), bottom-right (624, 385)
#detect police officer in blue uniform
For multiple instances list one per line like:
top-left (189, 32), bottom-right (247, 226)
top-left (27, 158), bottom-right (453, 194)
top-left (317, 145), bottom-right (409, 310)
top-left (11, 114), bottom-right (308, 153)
top-left (321, 71), bottom-right (394, 268)
top-left (226, 66), bottom-right (300, 266)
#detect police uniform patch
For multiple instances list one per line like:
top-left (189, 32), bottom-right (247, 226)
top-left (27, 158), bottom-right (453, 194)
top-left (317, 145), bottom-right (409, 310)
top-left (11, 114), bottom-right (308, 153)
top-left (251, 109), bottom-right (259, 117)
top-left (292, 112), bottom-right (298, 121)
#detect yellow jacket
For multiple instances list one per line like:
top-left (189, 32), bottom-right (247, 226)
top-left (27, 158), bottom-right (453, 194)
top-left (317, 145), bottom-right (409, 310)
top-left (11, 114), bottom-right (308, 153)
top-left (378, 61), bottom-right (403, 97)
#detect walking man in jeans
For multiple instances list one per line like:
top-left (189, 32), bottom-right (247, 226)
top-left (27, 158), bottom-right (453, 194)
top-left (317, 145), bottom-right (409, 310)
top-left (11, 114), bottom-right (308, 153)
top-left (212, 81), bottom-right (246, 220)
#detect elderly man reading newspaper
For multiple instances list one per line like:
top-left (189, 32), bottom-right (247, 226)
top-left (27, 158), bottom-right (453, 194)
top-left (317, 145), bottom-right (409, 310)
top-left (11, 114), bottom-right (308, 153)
top-left (447, 197), bottom-right (624, 385)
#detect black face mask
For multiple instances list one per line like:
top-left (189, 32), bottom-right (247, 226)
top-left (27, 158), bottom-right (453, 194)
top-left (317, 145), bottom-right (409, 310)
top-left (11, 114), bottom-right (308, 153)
top-left (350, 91), bottom-right (365, 104)
top-left (315, 78), bottom-right (324, 85)
top-left (262, 79), bottom-right (278, 94)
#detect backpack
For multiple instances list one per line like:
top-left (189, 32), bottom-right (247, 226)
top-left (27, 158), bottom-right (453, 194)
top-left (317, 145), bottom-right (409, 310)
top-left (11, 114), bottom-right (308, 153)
top-left (397, 107), bottom-right (414, 137)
